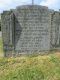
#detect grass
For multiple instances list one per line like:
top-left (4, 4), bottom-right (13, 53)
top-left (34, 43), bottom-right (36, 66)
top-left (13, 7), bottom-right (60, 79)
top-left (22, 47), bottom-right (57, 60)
top-left (0, 53), bottom-right (60, 80)
top-left (0, 38), bottom-right (4, 56)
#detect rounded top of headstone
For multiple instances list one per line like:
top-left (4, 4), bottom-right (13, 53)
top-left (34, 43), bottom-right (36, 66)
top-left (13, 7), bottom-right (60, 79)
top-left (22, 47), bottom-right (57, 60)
top-left (16, 5), bottom-right (48, 10)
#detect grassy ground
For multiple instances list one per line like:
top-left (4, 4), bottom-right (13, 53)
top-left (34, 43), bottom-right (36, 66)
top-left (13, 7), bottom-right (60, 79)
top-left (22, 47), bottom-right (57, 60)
top-left (0, 53), bottom-right (60, 80)
top-left (0, 38), bottom-right (4, 56)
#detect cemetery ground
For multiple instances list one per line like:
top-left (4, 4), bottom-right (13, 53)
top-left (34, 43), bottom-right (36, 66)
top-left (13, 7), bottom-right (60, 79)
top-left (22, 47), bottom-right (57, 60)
top-left (0, 38), bottom-right (3, 57)
top-left (0, 38), bottom-right (60, 80)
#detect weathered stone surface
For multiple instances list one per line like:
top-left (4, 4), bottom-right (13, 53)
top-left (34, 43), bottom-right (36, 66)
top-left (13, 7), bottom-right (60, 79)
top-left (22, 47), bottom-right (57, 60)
top-left (1, 5), bottom-right (60, 56)
top-left (50, 12), bottom-right (60, 49)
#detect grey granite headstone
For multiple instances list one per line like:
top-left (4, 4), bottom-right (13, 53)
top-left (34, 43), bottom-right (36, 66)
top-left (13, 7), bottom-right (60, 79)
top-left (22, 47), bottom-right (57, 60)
top-left (1, 5), bottom-right (60, 57)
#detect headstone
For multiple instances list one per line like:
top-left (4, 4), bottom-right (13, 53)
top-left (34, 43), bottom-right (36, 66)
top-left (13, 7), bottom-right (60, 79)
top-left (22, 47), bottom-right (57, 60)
top-left (1, 5), bottom-right (60, 57)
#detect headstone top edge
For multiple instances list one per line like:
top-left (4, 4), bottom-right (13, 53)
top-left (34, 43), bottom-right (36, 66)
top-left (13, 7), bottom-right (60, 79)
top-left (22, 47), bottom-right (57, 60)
top-left (16, 5), bottom-right (48, 10)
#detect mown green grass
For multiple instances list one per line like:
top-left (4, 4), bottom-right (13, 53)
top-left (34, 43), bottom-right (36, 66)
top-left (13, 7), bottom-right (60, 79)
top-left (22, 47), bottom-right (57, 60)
top-left (0, 54), bottom-right (60, 80)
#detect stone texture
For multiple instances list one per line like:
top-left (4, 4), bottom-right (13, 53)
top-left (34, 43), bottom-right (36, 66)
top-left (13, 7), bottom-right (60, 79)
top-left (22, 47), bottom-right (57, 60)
top-left (1, 5), bottom-right (60, 56)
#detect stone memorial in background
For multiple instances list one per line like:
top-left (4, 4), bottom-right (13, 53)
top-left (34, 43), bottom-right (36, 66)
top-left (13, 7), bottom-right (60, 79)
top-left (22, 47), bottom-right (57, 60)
top-left (1, 5), bottom-right (60, 57)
